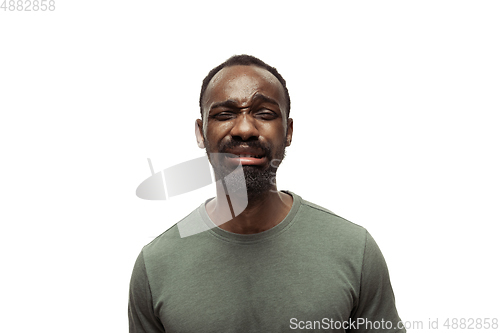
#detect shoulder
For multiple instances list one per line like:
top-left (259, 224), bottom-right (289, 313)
top-left (140, 206), bottom-right (209, 263)
top-left (296, 195), bottom-right (367, 240)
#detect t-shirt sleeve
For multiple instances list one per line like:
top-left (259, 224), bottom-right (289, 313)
top-left (349, 231), bottom-right (406, 333)
top-left (128, 250), bottom-right (165, 333)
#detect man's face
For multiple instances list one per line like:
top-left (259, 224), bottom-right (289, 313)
top-left (196, 65), bottom-right (293, 199)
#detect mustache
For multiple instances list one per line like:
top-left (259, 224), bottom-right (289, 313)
top-left (220, 140), bottom-right (271, 157)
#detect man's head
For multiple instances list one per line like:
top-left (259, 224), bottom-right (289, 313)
top-left (195, 55), bottom-right (293, 199)
top-left (199, 55), bottom-right (291, 126)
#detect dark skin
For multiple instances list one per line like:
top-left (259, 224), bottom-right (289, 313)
top-left (195, 65), bottom-right (294, 234)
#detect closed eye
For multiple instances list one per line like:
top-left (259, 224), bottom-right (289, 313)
top-left (210, 112), bottom-right (236, 121)
top-left (209, 110), bottom-right (278, 121)
top-left (255, 111), bottom-right (278, 120)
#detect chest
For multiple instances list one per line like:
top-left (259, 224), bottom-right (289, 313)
top-left (152, 245), bottom-right (360, 332)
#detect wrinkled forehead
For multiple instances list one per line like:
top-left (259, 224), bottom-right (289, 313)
top-left (202, 65), bottom-right (287, 114)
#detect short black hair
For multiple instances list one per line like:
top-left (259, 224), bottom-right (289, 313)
top-left (199, 54), bottom-right (291, 120)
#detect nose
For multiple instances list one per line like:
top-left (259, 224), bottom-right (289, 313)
top-left (230, 113), bottom-right (259, 141)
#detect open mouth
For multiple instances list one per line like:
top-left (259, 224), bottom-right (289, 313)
top-left (224, 153), bottom-right (267, 166)
top-left (232, 154), bottom-right (264, 158)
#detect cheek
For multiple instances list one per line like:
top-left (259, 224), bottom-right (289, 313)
top-left (204, 123), bottom-right (232, 149)
top-left (282, 116), bottom-right (288, 133)
top-left (202, 117), bottom-right (209, 137)
top-left (262, 122), bottom-right (286, 138)
top-left (207, 121), bottom-right (234, 137)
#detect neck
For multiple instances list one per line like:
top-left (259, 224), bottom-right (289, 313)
top-left (206, 183), bottom-right (293, 234)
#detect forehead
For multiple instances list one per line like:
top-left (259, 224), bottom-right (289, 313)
top-left (203, 65), bottom-right (286, 110)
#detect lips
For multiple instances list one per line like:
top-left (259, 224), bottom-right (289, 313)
top-left (229, 154), bottom-right (264, 158)
top-left (223, 147), bottom-right (267, 166)
top-left (225, 148), bottom-right (265, 158)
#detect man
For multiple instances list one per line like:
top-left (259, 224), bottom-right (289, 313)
top-left (129, 55), bottom-right (405, 332)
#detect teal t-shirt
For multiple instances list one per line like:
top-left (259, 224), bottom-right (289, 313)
top-left (129, 191), bottom-right (405, 332)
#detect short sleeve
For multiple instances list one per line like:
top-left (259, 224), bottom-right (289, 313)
top-left (350, 231), bottom-right (406, 332)
top-left (128, 250), bottom-right (165, 333)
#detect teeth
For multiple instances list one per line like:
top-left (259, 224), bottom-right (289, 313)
top-left (238, 155), bottom-right (261, 158)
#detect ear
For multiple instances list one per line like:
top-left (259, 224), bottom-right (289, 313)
top-left (195, 119), bottom-right (205, 148)
top-left (285, 118), bottom-right (293, 147)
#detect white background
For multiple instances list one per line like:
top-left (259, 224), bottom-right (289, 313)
top-left (1, 1), bottom-right (499, 332)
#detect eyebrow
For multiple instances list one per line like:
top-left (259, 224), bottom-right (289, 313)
top-left (209, 93), bottom-right (280, 112)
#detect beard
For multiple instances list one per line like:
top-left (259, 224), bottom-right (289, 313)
top-left (204, 136), bottom-right (287, 200)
